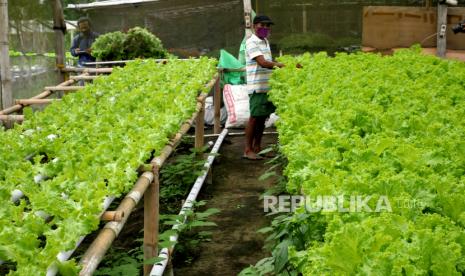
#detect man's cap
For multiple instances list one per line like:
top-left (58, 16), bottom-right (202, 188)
top-left (253, 15), bottom-right (274, 25)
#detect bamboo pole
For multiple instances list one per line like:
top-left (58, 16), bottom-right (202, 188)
top-left (15, 99), bottom-right (58, 105)
top-left (44, 86), bottom-right (84, 91)
top-left (150, 129), bottom-right (229, 276)
top-left (144, 166), bottom-right (160, 275)
top-left (0, 115), bottom-right (24, 123)
top-left (79, 119), bottom-right (195, 275)
top-left (213, 76), bottom-right (221, 134)
top-left (78, 76), bottom-right (217, 276)
top-left (61, 67), bottom-right (113, 74)
top-left (52, 0), bottom-right (66, 84)
top-left (79, 95), bottom-right (208, 275)
top-left (70, 75), bottom-right (98, 81)
top-left (195, 98), bottom-right (205, 150)
top-left (0, 0), bottom-right (13, 110)
top-left (79, 172), bottom-right (154, 276)
top-left (101, 211), bottom-right (124, 222)
top-left (243, 0), bottom-right (253, 38)
top-left (193, 75), bottom-right (218, 148)
top-left (81, 59), bottom-right (202, 67)
top-left (437, 3), bottom-right (448, 57)
top-left (0, 73), bottom-right (89, 115)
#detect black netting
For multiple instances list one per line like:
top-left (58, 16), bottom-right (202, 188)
top-left (84, 0), bottom-right (244, 58)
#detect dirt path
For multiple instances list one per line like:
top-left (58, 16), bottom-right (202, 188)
top-left (174, 134), bottom-right (277, 276)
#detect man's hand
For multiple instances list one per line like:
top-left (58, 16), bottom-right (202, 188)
top-left (274, 62), bottom-right (285, 69)
top-left (86, 48), bottom-right (92, 54)
top-left (255, 55), bottom-right (280, 69)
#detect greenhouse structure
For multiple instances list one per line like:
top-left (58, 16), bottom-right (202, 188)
top-left (1, 0), bottom-right (465, 275)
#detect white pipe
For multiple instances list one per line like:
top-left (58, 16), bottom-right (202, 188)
top-left (10, 189), bottom-right (24, 202)
top-left (5, 191), bottom-right (114, 273)
top-left (150, 128), bottom-right (228, 276)
top-left (46, 196), bottom-right (115, 276)
top-left (11, 189), bottom-right (50, 220)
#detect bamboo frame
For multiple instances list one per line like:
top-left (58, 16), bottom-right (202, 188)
top-left (52, 0), bottom-right (66, 84)
top-left (0, 115), bottom-right (24, 123)
top-left (81, 59), bottom-right (202, 67)
top-left (79, 172), bottom-right (154, 276)
top-left (0, 74), bottom-right (89, 115)
top-left (144, 166), bottom-right (160, 275)
top-left (79, 123), bottom-right (189, 275)
top-left (70, 75), bottom-right (98, 81)
top-left (0, 71), bottom-right (221, 273)
top-left (61, 67), bottom-right (113, 74)
top-left (243, 0), bottom-right (253, 38)
top-left (213, 75), bottom-right (221, 134)
top-left (0, 59), bottom-right (223, 273)
top-left (79, 76), bottom-right (219, 276)
top-left (15, 99), bottom-right (58, 105)
top-left (437, 3), bottom-right (448, 57)
top-left (44, 86), bottom-right (84, 91)
top-left (195, 98), bottom-right (205, 150)
top-left (149, 129), bottom-right (229, 276)
top-left (0, 0), bottom-right (13, 110)
top-left (101, 211), bottom-right (124, 222)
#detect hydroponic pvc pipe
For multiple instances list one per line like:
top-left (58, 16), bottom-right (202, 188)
top-left (78, 91), bottom-right (211, 275)
top-left (46, 196), bottom-right (115, 276)
top-left (5, 188), bottom-right (115, 276)
top-left (150, 128), bottom-right (229, 276)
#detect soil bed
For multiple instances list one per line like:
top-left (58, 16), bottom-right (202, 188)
top-left (173, 133), bottom-right (277, 276)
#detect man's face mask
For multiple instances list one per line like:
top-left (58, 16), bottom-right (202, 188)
top-left (256, 27), bottom-right (270, 39)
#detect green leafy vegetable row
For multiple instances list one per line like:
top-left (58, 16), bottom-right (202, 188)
top-left (267, 48), bottom-right (465, 275)
top-left (0, 58), bottom-right (217, 275)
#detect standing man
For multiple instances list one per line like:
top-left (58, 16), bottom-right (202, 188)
top-left (243, 15), bottom-right (284, 160)
top-left (70, 17), bottom-right (99, 67)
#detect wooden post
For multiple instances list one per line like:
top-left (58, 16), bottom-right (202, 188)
top-left (243, 0), bottom-right (253, 38)
top-left (144, 166), bottom-right (160, 275)
top-left (195, 98), bottom-right (205, 151)
top-left (426, 0), bottom-right (433, 8)
top-left (302, 5), bottom-right (307, 33)
top-left (213, 76), bottom-right (221, 134)
top-left (0, 0), bottom-right (13, 110)
top-left (437, 3), bottom-right (448, 58)
top-left (52, 0), bottom-right (66, 85)
top-left (165, 261), bottom-right (175, 276)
